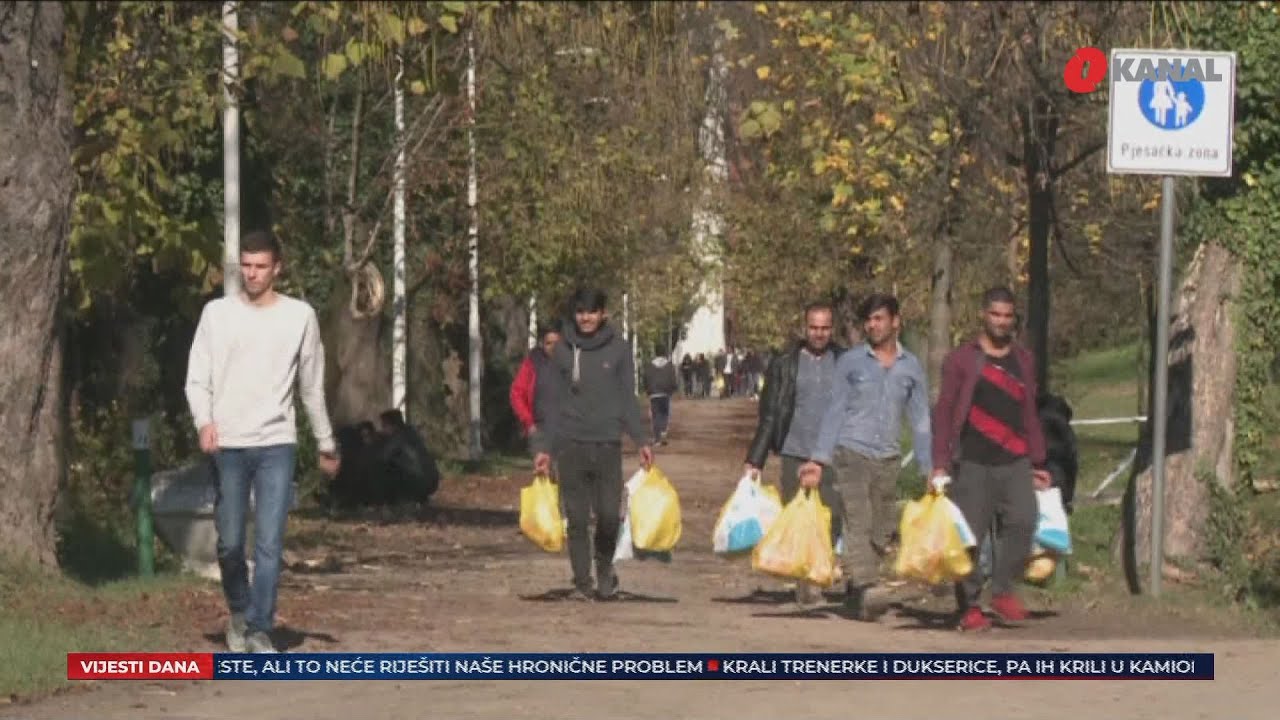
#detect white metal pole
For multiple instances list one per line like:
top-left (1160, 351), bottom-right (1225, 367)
top-left (467, 28), bottom-right (483, 460)
top-left (392, 52), bottom-right (407, 417)
top-left (528, 296), bottom-right (537, 350)
top-left (221, 1), bottom-right (240, 298)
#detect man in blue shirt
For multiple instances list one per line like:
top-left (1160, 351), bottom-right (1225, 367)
top-left (800, 293), bottom-right (932, 621)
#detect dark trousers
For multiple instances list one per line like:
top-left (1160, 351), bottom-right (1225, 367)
top-left (649, 395), bottom-right (671, 440)
top-left (948, 458), bottom-right (1036, 607)
top-left (779, 454), bottom-right (842, 547)
top-left (557, 440), bottom-right (624, 592)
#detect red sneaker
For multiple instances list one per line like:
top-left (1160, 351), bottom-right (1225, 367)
top-left (958, 607), bottom-right (991, 632)
top-left (991, 593), bottom-right (1030, 622)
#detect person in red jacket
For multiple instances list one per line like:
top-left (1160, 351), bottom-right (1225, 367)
top-left (931, 286), bottom-right (1051, 632)
top-left (510, 326), bottom-right (562, 438)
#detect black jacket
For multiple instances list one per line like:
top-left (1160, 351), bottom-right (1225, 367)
top-left (745, 341), bottom-right (845, 468)
top-left (643, 357), bottom-right (679, 396)
top-left (1037, 392), bottom-right (1079, 513)
top-left (531, 321), bottom-right (649, 454)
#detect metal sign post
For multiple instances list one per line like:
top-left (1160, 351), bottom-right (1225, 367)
top-left (1104, 48), bottom-right (1237, 597)
top-left (132, 418), bottom-right (154, 578)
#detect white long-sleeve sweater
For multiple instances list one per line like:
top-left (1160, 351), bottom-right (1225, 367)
top-left (184, 293), bottom-right (336, 453)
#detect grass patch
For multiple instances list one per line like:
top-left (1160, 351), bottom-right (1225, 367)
top-left (0, 557), bottom-right (204, 699)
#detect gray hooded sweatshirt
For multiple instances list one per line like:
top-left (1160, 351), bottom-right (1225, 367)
top-left (530, 321), bottom-right (650, 454)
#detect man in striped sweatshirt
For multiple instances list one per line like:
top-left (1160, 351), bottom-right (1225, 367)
top-left (930, 286), bottom-right (1051, 632)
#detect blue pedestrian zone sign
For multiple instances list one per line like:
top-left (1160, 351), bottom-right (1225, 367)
top-left (1107, 49), bottom-right (1236, 177)
top-left (1139, 77), bottom-right (1205, 130)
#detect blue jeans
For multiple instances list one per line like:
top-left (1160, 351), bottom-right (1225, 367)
top-left (213, 444), bottom-right (296, 634)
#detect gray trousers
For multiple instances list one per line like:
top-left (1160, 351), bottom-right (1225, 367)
top-left (948, 458), bottom-right (1036, 607)
top-left (831, 448), bottom-right (901, 586)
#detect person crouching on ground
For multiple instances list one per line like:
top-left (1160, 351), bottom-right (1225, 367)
top-left (532, 288), bottom-right (654, 601)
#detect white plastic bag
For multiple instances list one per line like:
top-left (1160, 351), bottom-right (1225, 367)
top-left (713, 474), bottom-right (783, 554)
top-left (1034, 487), bottom-right (1072, 554)
top-left (945, 495), bottom-right (978, 548)
top-left (614, 514), bottom-right (635, 562)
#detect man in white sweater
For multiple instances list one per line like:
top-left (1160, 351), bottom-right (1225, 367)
top-left (185, 230), bottom-right (340, 654)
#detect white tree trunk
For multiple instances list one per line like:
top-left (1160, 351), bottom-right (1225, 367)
top-left (675, 34), bottom-right (728, 362)
top-left (392, 52), bottom-right (407, 416)
top-left (528, 296), bottom-right (537, 350)
top-left (466, 28), bottom-right (482, 459)
top-left (221, 1), bottom-right (240, 297)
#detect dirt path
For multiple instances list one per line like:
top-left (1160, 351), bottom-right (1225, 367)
top-left (7, 399), bottom-right (1279, 718)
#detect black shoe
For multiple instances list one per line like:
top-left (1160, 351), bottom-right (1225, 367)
top-left (847, 584), bottom-right (891, 622)
top-left (596, 568), bottom-right (620, 600)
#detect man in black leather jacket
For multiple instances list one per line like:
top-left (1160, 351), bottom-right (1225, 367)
top-left (743, 302), bottom-right (846, 603)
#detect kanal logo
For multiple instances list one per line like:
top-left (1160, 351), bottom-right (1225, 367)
top-left (1064, 47), bottom-right (1225, 131)
top-left (1062, 47), bottom-right (1107, 94)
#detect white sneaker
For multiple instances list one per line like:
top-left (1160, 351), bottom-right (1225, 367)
top-left (226, 613), bottom-right (248, 653)
top-left (246, 631), bottom-right (278, 654)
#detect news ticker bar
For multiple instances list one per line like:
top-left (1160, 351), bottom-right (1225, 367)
top-left (68, 652), bottom-right (1213, 681)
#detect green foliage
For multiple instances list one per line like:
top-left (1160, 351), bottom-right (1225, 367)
top-left (1185, 2), bottom-right (1280, 489)
top-left (67, 2), bottom-right (224, 317)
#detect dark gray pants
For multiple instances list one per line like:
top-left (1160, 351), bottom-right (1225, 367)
top-left (557, 440), bottom-right (624, 592)
top-left (831, 448), bottom-right (901, 586)
top-left (780, 455), bottom-right (842, 548)
top-left (948, 458), bottom-right (1036, 607)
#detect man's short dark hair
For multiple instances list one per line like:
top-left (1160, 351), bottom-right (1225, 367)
top-left (803, 301), bottom-right (834, 319)
top-left (379, 408), bottom-right (406, 429)
top-left (570, 287), bottom-right (607, 312)
top-left (538, 324), bottom-right (560, 340)
top-left (982, 286), bottom-right (1017, 308)
top-left (241, 229), bottom-right (282, 261)
top-left (858, 292), bottom-right (900, 321)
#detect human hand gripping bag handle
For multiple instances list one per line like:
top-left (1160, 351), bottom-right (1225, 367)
top-left (519, 473), bottom-right (564, 553)
top-left (751, 489), bottom-right (837, 588)
top-left (627, 465), bottom-right (682, 552)
top-left (713, 473), bottom-right (783, 555)
top-left (894, 488), bottom-right (973, 585)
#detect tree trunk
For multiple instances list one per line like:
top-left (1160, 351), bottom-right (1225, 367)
top-left (927, 235), bottom-right (953, 401)
top-left (321, 277), bottom-right (391, 429)
top-left (0, 1), bottom-right (74, 568)
top-left (1116, 242), bottom-right (1241, 590)
top-left (1021, 99), bottom-right (1058, 392)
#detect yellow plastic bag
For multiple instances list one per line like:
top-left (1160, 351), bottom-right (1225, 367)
top-left (519, 474), bottom-right (564, 552)
top-left (628, 466), bottom-right (682, 552)
top-left (751, 490), bottom-right (838, 588)
top-left (894, 490), bottom-right (973, 584)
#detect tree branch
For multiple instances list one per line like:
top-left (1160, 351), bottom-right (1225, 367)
top-left (1051, 140), bottom-right (1106, 180)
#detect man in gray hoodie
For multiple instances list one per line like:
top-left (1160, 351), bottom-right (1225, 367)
top-left (533, 288), bottom-right (654, 601)
top-left (643, 345), bottom-right (679, 445)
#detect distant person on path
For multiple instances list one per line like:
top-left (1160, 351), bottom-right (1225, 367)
top-left (532, 288), bottom-right (653, 601)
top-left (376, 408), bottom-right (440, 504)
top-left (800, 293), bottom-right (932, 621)
top-left (743, 302), bottom-right (846, 606)
top-left (185, 230), bottom-right (340, 654)
top-left (680, 354), bottom-right (695, 398)
top-left (931, 286), bottom-right (1051, 632)
top-left (695, 354), bottom-right (711, 398)
top-left (510, 325), bottom-right (563, 440)
top-left (643, 345), bottom-right (679, 446)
